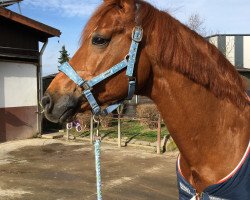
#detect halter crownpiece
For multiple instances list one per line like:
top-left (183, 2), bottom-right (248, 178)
top-left (58, 26), bottom-right (143, 116)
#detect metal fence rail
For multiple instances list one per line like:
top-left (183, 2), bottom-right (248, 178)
top-left (85, 113), bottom-right (176, 154)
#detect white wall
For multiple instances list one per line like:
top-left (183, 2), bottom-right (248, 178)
top-left (208, 35), bottom-right (250, 69)
top-left (0, 61), bottom-right (38, 108)
top-left (209, 36), bottom-right (218, 47)
top-left (225, 36), bottom-right (235, 66)
top-left (244, 36), bottom-right (250, 69)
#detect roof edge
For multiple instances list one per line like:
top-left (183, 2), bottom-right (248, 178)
top-left (0, 7), bottom-right (61, 37)
top-left (206, 34), bottom-right (250, 39)
top-left (237, 68), bottom-right (250, 72)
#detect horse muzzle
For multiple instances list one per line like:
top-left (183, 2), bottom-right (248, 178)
top-left (41, 92), bottom-right (80, 123)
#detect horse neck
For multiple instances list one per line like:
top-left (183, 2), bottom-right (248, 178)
top-left (150, 67), bottom-right (250, 153)
top-left (147, 67), bottom-right (250, 190)
top-left (138, 13), bottom-right (250, 188)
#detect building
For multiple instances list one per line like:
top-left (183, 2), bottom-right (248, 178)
top-left (42, 73), bottom-right (63, 133)
top-left (0, 6), bottom-right (61, 142)
top-left (207, 34), bottom-right (250, 69)
top-left (207, 34), bottom-right (250, 92)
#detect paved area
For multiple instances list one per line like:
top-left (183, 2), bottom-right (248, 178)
top-left (0, 139), bottom-right (178, 200)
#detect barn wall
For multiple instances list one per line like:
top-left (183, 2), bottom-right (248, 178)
top-left (209, 36), bottom-right (218, 47)
top-left (0, 18), bottom-right (40, 62)
top-left (208, 35), bottom-right (250, 69)
top-left (225, 36), bottom-right (235, 66)
top-left (235, 36), bottom-right (244, 68)
top-left (244, 37), bottom-right (250, 69)
top-left (0, 61), bottom-right (38, 142)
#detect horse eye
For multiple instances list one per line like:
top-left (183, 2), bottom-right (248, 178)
top-left (92, 36), bottom-right (110, 46)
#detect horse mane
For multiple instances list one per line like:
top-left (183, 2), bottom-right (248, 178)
top-left (82, 0), bottom-right (248, 108)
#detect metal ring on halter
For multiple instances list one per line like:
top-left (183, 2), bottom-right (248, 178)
top-left (93, 115), bottom-right (101, 139)
top-left (93, 115), bottom-right (100, 123)
top-left (124, 54), bottom-right (130, 62)
top-left (38, 102), bottom-right (45, 113)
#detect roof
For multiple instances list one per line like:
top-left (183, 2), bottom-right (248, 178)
top-left (0, 6), bottom-right (61, 38)
top-left (237, 68), bottom-right (250, 72)
top-left (0, 0), bottom-right (23, 7)
top-left (206, 34), bottom-right (250, 39)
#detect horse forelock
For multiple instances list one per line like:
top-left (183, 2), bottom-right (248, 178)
top-left (81, 0), bottom-right (136, 43)
top-left (80, 0), bottom-right (249, 108)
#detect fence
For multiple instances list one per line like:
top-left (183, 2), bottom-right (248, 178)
top-left (66, 112), bottom-right (177, 155)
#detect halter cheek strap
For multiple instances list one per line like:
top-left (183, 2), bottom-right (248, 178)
top-left (58, 26), bottom-right (143, 116)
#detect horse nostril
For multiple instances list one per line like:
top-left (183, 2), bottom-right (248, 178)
top-left (41, 94), bottom-right (53, 113)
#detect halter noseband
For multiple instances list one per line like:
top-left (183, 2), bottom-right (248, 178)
top-left (58, 26), bottom-right (143, 116)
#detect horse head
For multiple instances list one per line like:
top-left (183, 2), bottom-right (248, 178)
top-left (42, 0), bottom-right (152, 123)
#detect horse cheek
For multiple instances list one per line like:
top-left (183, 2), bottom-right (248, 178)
top-left (136, 53), bottom-right (152, 91)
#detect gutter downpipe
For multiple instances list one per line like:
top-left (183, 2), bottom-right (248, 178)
top-left (37, 39), bottom-right (48, 136)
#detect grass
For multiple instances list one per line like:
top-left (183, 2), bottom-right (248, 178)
top-left (70, 119), bottom-right (170, 143)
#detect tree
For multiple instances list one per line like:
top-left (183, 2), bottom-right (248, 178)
top-left (186, 13), bottom-right (207, 37)
top-left (58, 45), bottom-right (70, 66)
top-left (186, 13), bottom-right (235, 63)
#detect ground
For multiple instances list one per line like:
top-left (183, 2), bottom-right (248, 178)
top-left (0, 139), bottom-right (178, 200)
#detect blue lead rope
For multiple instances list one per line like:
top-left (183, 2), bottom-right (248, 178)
top-left (94, 139), bottom-right (102, 200)
top-left (58, 27), bottom-right (143, 199)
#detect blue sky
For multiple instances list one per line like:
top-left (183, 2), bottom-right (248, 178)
top-left (8, 0), bottom-right (250, 76)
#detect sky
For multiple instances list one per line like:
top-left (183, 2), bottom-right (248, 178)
top-left (7, 0), bottom-right (250, 76)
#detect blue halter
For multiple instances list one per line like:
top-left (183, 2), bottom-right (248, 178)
top-left (58, 26), bottom-right (143, 116)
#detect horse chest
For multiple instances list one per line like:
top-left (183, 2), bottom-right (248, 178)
top-left (177, 151), bottom-right (250, 200)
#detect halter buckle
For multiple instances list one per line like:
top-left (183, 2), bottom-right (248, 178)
top-left (128, 76), bottom-right (136, 82)
top-left (82, 81), bottom-right (92, 91)
top-left (132, 26), bottom-right (143, 42)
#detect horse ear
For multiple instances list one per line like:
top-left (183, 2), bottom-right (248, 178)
top-left (114, 0), bottom-right (135, 13)
top-left (118, 0), bottom-right (135, 13)
top-left (103, 0), bottom-right (135, 13)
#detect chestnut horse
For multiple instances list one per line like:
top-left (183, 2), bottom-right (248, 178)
top-left (42, 0), bottom-right (250, 199)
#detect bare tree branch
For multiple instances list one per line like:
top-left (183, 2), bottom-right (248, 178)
top-left (186, 13), bottom-right (207, 37)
